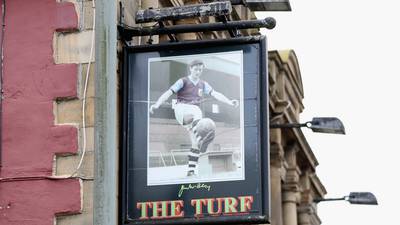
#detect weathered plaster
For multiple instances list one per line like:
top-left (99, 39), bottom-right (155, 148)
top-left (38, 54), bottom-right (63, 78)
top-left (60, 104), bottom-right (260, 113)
top-left (0, 1), bottom-right (81, 224)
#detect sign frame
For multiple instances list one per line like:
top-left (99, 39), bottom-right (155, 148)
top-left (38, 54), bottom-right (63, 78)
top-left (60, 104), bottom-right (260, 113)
top-left (120, 36), bottom-right (270, 225)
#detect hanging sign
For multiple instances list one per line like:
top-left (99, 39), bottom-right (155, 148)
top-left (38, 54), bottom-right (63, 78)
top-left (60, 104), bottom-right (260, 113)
top-left (120, 37), bottom-right (270, 225)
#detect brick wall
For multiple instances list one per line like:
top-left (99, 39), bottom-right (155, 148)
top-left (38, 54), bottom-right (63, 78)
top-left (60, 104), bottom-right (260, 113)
top-left (0, 0), bottom-right (93, 224)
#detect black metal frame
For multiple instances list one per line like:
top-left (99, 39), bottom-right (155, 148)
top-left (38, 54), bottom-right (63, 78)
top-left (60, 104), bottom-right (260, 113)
top-left (120, 36), bottom-right (270, 225)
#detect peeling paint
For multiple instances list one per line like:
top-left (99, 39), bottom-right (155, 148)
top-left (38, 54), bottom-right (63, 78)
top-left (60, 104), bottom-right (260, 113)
top-left (135, 1), bottom-right (232, 23)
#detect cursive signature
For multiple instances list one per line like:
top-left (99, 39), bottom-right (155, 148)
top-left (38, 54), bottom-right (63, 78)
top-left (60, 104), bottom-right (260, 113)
top-left (178, 183), bottom-right (211, 197)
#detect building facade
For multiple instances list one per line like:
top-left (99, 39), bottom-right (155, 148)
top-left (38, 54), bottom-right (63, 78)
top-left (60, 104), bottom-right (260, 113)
top-left (0, 1), bottom-right (325, 225)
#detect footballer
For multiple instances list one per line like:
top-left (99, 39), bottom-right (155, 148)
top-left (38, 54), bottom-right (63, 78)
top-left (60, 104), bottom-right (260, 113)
top-left (150, 59), bottom-right (239, 177)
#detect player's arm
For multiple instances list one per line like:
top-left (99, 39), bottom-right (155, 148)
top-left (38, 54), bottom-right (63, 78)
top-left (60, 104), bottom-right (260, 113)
top-left (150, 78), bottom-right (183, 114)
top-left (210, 91), bottom-right (239, 107)
top-left (149, 90), bottom-right (173, 114)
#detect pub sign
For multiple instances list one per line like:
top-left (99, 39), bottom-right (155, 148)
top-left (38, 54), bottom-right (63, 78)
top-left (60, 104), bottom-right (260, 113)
top-left (121, 36), bottom-right (270, 224)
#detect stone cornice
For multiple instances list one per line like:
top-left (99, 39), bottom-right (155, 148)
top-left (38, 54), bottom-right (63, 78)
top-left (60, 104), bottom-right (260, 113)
top-left (310, 173), bottom-right (327, 197)
top-left (286, 115), bottom-right (319, 170)
top-left (269, 50), bottom-right (319, 170)
top-left (268, 51), bottom-right (303, 119)
top-left (270, 50), bottom-right (304, 112)
top-left (278, 50), bottom-right (304, 99)
top-left (298, 204), bottom-right (322, 225)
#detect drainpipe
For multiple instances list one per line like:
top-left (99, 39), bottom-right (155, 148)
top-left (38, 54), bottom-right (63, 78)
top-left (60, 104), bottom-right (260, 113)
top-left (94, 0), bottom-right (118, 224)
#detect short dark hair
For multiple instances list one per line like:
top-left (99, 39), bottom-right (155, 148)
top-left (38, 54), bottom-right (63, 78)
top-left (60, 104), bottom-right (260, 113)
top-left (189, 59), bottom-right (204, 67)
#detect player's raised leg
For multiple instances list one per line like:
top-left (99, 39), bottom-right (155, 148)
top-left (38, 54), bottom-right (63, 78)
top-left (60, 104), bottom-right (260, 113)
top-left (187, 129), bottom-right (200, 176)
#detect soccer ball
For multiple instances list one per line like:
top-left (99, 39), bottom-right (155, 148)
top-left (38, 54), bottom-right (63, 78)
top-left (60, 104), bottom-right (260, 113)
top-left (193, 118), bottom-right (216, 153)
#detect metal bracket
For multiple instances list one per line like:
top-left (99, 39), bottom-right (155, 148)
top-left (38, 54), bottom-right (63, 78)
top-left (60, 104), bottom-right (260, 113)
top-left (118, 17), bottom-right (275, 42)
top-left (158, 21), bottom-right (178, 42)
top-left (118, 1), bottom-right (276, 44)
top-left (216, 14), bottom-right (240, 38)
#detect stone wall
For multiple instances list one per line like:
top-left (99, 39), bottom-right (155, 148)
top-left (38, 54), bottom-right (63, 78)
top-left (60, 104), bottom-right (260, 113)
top-left (269, 50), bottom-right (326, 225)
top-left (54, 0), bottom-right (95, 224)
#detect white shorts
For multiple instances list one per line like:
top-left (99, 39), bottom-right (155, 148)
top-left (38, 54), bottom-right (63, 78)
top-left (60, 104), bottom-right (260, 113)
top-left (174, 103), bottom-right (203, 127)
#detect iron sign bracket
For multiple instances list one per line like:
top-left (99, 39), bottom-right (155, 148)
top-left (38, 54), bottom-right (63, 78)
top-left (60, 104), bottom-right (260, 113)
top-left (118, 1), bottom-right (275, 44)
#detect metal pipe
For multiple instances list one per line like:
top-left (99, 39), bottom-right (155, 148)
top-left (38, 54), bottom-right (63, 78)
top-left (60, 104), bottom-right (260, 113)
top-left (314, 197), bottom-right (346, 203)
top-left (118, 17), bottom-right (275, 40)
top-left (270, 117), bottom-right (345, 135)
top-left (230, 0), bottom-right (245, 5)
top-left (204, 0), bottom-right (245, 5)
top-left (270, 122), bottom-right (309, 129)
top-left (94, 0), bottom-right (118, 224)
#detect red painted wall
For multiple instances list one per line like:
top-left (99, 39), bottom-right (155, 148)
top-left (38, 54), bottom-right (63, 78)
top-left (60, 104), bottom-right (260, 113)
top-left (0, 0), bottom-right (81, 224)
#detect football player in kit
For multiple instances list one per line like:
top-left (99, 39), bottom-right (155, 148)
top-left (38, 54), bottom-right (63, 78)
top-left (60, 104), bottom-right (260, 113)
top-left (150, 59), bottom-right (239, 177)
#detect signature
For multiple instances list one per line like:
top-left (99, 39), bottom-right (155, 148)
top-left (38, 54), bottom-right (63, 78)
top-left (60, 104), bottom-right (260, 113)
top-left (178, 183), bottom-right (211, 197)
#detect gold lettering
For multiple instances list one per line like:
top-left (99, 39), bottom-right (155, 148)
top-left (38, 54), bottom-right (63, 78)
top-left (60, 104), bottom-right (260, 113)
top-left (150, 201), bottom-right (168, 219)
top-left (238, 196), bottom-right (253, 213)
top-left (170, 200), bottom-right (184, 218)
top-left (136, 202), bottom-right (151, 219)
top-left (223, 197), bottom-right (238, 214)
top-left (191, 199), bottom-right (207, 217)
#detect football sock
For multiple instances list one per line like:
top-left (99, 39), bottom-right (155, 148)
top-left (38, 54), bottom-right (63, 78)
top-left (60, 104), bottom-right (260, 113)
top-left (187, 147), bottom-right (200, 175)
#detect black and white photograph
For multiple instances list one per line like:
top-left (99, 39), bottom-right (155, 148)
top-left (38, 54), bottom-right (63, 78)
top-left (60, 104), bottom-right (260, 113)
top-left (147, 51), bottom-right (244, 185)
